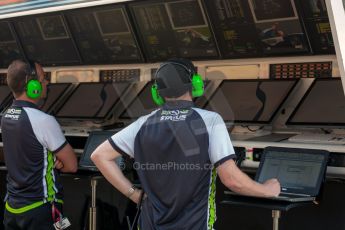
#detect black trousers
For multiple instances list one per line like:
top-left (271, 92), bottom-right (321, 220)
top-left (3, 203), bottom-right (62, 230)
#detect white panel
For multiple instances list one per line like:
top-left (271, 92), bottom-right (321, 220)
top-left (55, 70), bottom-right (96, 83)
top-left (205, 65), bottom-right (260, 80)
top-left (326, 0), bottom-right (345, 92)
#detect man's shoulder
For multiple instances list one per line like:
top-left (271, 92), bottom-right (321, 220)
top-left (24, 107), bottom-right (56, 122)
top-left (192, 107), bottom-right (221, 119)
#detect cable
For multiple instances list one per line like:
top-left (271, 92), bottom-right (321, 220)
top-left (242, 125), bottom-right (264, 132)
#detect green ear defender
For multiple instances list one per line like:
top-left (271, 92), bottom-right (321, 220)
top-left (191, 73), bottom-right (204, 97)
top-left (26, 61), bottom-right (42, 99)
top-left (26, 79), bottom-right (42, 99)
top-left (151, 61), bottom-right (204, 105)
top-left (151, 83), bottom-right (165, 106)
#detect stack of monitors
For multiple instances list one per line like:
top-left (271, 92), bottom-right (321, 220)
top-left (297, 0), bottom-right (335, 54)
top-left (204, 79), bottom-right (298, 124)
top-left (56, 82), bottom-right (129, 119)
top-left (13, 13), bottom-right (81, 66)
top-left (204, 0), bottom-right (309, 57)
top-left (64, 4), bottom-right (142, 64)
top-left (287, 78), bottom-right (345, 127)
top-left (128, 0), bottom-right (219, 61)
top-left (0, 21), bottom-right (24, 68)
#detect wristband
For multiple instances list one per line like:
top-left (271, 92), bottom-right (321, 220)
top-left (127, 185), bottom-right (136, 198)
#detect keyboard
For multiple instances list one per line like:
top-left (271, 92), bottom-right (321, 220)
top-left (288, 133), bottom-right (345, 145)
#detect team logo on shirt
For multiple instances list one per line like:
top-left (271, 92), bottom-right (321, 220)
top-left (160, 109), bottom-right (189, 121)
top-left (4, 108), bottom-right (22, 120)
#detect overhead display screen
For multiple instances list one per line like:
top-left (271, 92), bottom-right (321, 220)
top-left (287, 78), bottom-right (345, 126)
top-left (129, 0), bottom-right (219, 61)
top-left (204, 79), bottom-right (297, 124)
top-left (13, 14), bottom-right (81, 66)
top-left (298, 0), bottom-right (335, 54)
top-left (0, 21), bottom-right (24, 68)
top-left (56, 82), bottom-right (129, 119)
top-left (204, 0), bottom-right (261, 58)
top-left (248, 0), bottom-right (309, 55)
top-left (65, 5), bottom-right (142, 64)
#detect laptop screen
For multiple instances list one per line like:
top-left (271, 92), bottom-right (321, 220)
top-left (256, 147), bottom-right (329, 196)
top-left (79, 130), bottom-right (118, 171)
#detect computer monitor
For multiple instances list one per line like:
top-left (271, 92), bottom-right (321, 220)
top-left (129, 0), bottom-right (219, 61)
top-left (56, 82), bottom-right (129, 119)
top-left (64, 5), bottom-right (142, 64)
top-left (120, 82), bottom-right (157, 119)
top-left (0, 21), bottom-right (24, 68)
top-left (13, 14), bottom-right (81, 66)
top-left (39, 83), bottom-right (71, 114)
top-left (287, 78), bottom-right (345, 126)
top-left (0, 85), bottom-right (12, 113)
top-left (204, 79), bottom-right (297, 124)
top-left (79, 130), bottom-right (122, 171)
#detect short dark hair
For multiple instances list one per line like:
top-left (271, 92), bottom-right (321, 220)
top-left (155, 58), bottom-right (196, 98)
top-left (7, 60), bottom-right (33, 97)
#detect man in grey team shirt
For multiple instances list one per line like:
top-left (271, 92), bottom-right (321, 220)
top-left (91, 58), bottom-right (280, 230)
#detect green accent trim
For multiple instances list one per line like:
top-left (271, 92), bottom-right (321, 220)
top-left (46, 151), bottom-right (56, 200)
top-left (5, 199), bottom-right (63, 214)
top-left (208, 169), bottom-right (217, 230)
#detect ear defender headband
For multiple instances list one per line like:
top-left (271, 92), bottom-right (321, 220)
top-left (26, 61), bottom-right (42, 99)
top-left (151, 62), bottom-right (204, 106)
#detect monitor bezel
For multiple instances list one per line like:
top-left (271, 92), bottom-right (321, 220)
top-left (0, 85), bottom-right (13, 114)
top-left (203, 78), bottom-right (298, 124)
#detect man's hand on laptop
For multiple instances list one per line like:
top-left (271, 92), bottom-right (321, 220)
top-left (263, 178), bottom-right (281, 197)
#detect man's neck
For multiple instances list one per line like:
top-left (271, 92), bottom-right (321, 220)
top-left (15, 94), bottom-right (37, 104)
top-left (165, 93), bottom-right (192, 101)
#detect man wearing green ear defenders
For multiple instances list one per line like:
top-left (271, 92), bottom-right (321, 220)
top-left (91, 58), bottom-right (280, 230)
top-left (2, 60), bottom-right (77, 230)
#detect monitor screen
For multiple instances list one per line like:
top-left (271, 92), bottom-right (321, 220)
top-left (204, 79), bottom-right (297, 123)
top-left (65, 5), bottom-right (142, 64)
top-left (287, 78), bottom-right (345, 126)
top-left (298, 0), bottom-right (334, 54)
top-left (79, 130), bottom-right (122, 170)
top-left (257, 149), bottom-right (327, 192)
top-left (56, 82), bottom-right (129, 119)
top-left (120, 82), bottom-right (158, 119)
top-left (13, 14), bottom-right (81, 66)
top-left (0, 21), bottom-right (24, 68)
top-left (248, 0), bottom-right (310, 55)
top-left (204, 0), bottom-right (261, 58)
top-left (129, 0), bottom-right (219, 61)
top-left (39, 83), bottom-right (71, 114)
top-left (0, 85), bottom-right (12, 112)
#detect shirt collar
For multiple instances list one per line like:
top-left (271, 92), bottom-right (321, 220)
top-left (12, 100), bottom-right (39, 109)
top-left (162, 100), bottom-right (194, 110)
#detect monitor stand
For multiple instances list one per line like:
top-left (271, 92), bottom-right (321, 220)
top-left (221, 195), bottom-right (315, 230)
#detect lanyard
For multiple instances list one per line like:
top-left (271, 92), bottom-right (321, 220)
top-left (52, 203), bottom-right (62, 223)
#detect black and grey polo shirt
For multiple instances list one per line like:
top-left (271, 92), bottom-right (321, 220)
top-left (1, 100), bottom-right (67, 212)
top-left (109, 100), bottom-right (235, 230)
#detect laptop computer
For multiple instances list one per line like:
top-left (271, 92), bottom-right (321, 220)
top-left (225, 146), bottom-right (329, 202)
top-left (79, 130), bottom-right (123, 171)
